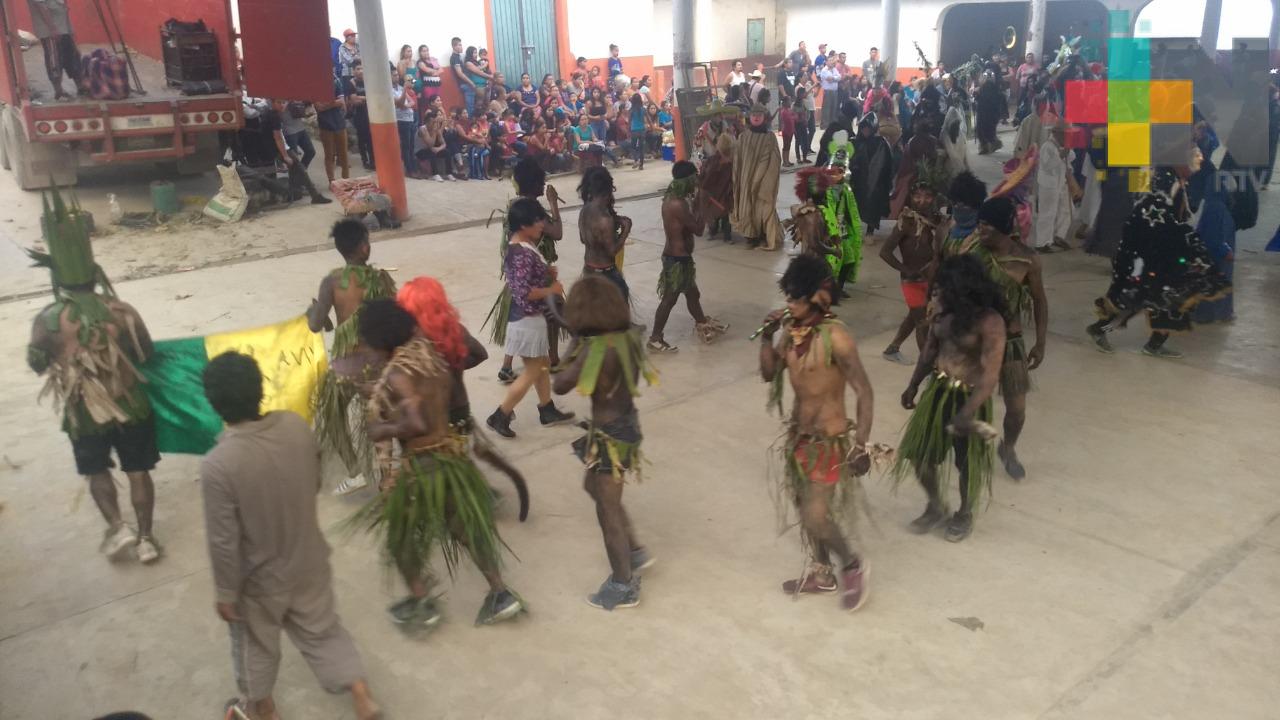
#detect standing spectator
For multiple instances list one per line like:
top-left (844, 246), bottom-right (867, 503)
top-left (280, 101), bottom-right (315, 168)
top-left (792, 86), bottom-right (812, 163)
top-left (343, 60), bottom-right (372, 169)
top-left (416, 45), bottom-right (442, 106)
top-left (608, 44), bottom-right (623, 81)
top-left (464, 111), bottom-right (492, 179)
top-left (819, 61), bottom-right (841, 127)
top-left (392, 67), bottom-right (417, 175)
top-left (200, 353), bottom-right (380, 720)
top-left (628, 93), bottom-right (646, 169)
top-left (813, 44), bottom-right (829, 71)
top-left (1013, 52), bottom-right (1039, 125)
top-left (448, 38), bottom-right (474, 113)
top-left (316, 76), bottom-right (349, 183)
top-left (395, 44), bottom-right (414, 83)
top-left (415, 111), bottom-right (450, 181)
top-left (725, 59), bottom-right (746, 92)
top-left (784, 40), bottom-right (809, 70)
top-left (746, 70), bottom-right (766, 104)
top-left (338, 29), bottom-right (359, 78)
top-left (776, 57), bottom-right (797, 106)
top-left (463, 46), bottom-right (492, 115)
top-left (779, 89), bottom-right (796, 167)
top-left (835, 51), bottom-right (849, 77)
top-left (862, 47), bottom-right (885, 89)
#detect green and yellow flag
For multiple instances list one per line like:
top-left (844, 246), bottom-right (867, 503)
top-left (140, 315), bottom-right (328, 454)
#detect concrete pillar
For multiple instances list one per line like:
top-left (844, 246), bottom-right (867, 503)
top-left (1270, 0), bottom-right (1279, 64)
top-left (1026, 0), bottom-right (1048, 63)
top-left (880, 0), bottom-right (899, 84)
top-left (353, 0), bottom-right (408, 221)
top-left (672, 0), bottom-right (695, 160)
top-left (1200, 0), bottom-right (1223, 55)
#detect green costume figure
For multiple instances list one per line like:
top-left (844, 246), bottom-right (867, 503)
top-left (27, 187), bottom-right (162, 564)
top-left (821, 140), bottom-right (864, 295)
top-left (308, 220), bottom-right (397, 494)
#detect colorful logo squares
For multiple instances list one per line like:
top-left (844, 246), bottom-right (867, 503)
top-left (1063, 80), bottom-right (1193, 166)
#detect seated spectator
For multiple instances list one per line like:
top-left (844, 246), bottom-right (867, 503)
top-left (657, 100), bottom-right (674, 130)
top-left (445, 107), bottom-right (473, 180)
top-left (524, 118), bottom-right (550, 166)
top-left (588, 65), bottom-right (604, 91)
top-left (545, 121), bottom-right (574, 172)
top-left (500, 109), bottom-right (527, 156)
top-left (538, 74), bottom-right (557, 108)
top-left (570, 113), bottom-right (619, 166)
top-left (487, 72), bottom-right (509, 114)
top-left (465, 111), bottom-right (492, 179)
top-left (644, 102), bottom-right (664, 158)
top-left (415, 110), bottom-right (451, 181)
top-left (516, 73), bottom-right (539, 114)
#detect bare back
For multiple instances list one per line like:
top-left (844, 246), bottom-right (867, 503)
top-left (580, 201), bottom-right (622, 268)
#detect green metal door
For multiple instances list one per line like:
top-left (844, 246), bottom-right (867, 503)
top-left (746, 18), bottom-right (765, 57)
top-left (492, 0), bottom-right (560, 85)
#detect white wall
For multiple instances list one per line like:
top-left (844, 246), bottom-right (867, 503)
top-left (566, 0), bottom-right (656, 59)
top-left (1135, 0), bottom-right (1273, 49)
top-left (653, 0), bottom-right (783, 66)
top-left (326, 0), bottom-right (486, 66)
top-left (783, 0), bottom-right (950, 72)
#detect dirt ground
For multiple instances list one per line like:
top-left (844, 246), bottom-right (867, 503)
top-left (0, 130), bottom-right (1278, 719)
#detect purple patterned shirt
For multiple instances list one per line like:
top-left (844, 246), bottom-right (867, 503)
top-left (504, 242), bottom-right (549, 321)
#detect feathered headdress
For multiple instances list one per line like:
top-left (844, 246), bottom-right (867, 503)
top-left (794, 167), bottom-right (843, 203)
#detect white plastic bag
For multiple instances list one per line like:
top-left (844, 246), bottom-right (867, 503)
top-left (203, 164), bottom-right (249, 223)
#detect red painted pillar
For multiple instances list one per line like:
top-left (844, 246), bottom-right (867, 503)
top-left (354, 0), bottom-right (409, 221)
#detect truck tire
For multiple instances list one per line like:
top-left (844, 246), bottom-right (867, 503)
top-left (8, 109), bottom-right (78, 190)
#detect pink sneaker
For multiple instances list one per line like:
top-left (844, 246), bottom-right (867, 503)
top-left (840, 560), bottom-right (869, 612)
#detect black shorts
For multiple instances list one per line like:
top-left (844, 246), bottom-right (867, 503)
top-left (70, 415), bottom-right (159, 476)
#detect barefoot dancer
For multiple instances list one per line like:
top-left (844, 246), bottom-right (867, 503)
top-left (648, 161), bottom-right (729, 352)
top-left (758, 255), bottom-right (874, 611)
top-left (308, 220), bottom-right (397, 495)
top-left (969, 198), bottom-right (1048, 480)
top-left (578, 166), bottom-right (633, 303)
top-left (487, 159), bottom-right (565, 384)
top-left (354, 300), bottom-right (526, 628)
top-left (27, 189), bottom-right (161, 564)
top-left (200, 353), bottom-right (380, 720)
top-left (880, 182), bottom-right (948, 364)
top-left (398, 277), bottom-right (530, 521)
top-left (895, 255), bottom-right (1006, 543)
top-left (554, 276), bottom-right (659, 610)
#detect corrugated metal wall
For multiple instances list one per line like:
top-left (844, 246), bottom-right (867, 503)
top-left (492, 0), bottom-right (561, 84)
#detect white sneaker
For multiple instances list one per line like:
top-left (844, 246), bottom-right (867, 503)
top-left (333, 475), bottom-right (369, 496)
top-left (135, 536), bottom-right (161, 564)
top-left (432, 174), bottom-right (444, 182)
top-left (99, 524), bottom-right (136, 559)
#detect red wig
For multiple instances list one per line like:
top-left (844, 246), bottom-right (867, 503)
top-left (396, 277), bottom-right (468, 370)
top-left (794, 167), bottom-right (842, 203)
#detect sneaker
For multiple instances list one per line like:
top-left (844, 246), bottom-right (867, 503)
top-left (538, 402), bottom-right (575, 426)
top-left (388, 596), bottom-right (442, 627)
top-left (1142, 345), bottom-right (1184, 359)
top-left (586, 576), bottom-right (640, 610)
top-left (781, 563), bottom-right (838, 595)
top-left (882, 348), bottom-right (912, 365)
top-left (497, 367), bottom-right (517, 385)
top-left (840, 560), bottom-right (869, 612)
top-left (445, 174), bottom-right (457, 182)
top-left (135, 536), bottom-right (161, 564)
top-left (486, 408), bottom-right (516, 438)
top-left (998, 441), bottom-right (1026, 481)
top-left (99, 524), bottom-right (136, 558)
top-left (646, 338), bottom-right (678, 353)
top-left (333, 475), bottom-right (368, 496)
top-left (310, 194), bottom-right (333, 205)
top-left (909, 502), bottom-right (949, 534)
top-left (631, 546), bottom-right (656, 573)
top-left (431, 174), bottom-right (444, 182)
top-left (1086, 326), bottom-right (1114, 354)
top-left (944, 511), bottom-right (974, 543)
top-left (476, 589), bottom-right (525, 625)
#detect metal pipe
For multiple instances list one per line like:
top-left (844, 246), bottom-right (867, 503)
top-left (672, 0), bottom-right (694, 161)
top-left (1201, 0), bottom-right (1223, 56)
top-left (880, 0), bottom-right (899, 85)
top-left (353, 0), bottom-right (408, 220)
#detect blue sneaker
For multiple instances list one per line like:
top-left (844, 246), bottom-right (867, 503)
top-left (587, 576), bottom-right (640, 610)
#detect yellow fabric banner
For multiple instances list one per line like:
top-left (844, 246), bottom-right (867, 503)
top-left (203, 315), bottom-right (328, 421)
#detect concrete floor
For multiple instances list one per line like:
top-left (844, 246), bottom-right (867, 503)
top-left (1, 131), bottom-right (1278, 719)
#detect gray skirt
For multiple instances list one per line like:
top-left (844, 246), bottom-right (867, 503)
top-left (504, 315), bottom-right (549, 358)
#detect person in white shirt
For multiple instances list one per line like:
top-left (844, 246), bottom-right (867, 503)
top-left (819, 64), bottom-right (841, 127)
top-left (725, 59), bottom-right (746, 91)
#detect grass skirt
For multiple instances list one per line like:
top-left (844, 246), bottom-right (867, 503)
top-left (1000, 334), bottom-right (1033, 397)
top-left (483, 286), bottom-right (512, 347)
top-left (346, 438), bottom-right (506, 583)
top-left (771, 424), bottom-right (872, 557)
top-left (312, 372), bottom-right (373, 479)
top-left (656, 256), bottom-right (696, 298)
top-left (892, 374), bottom-right (995, 508)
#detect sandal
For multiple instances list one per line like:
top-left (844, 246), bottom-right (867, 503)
top-left (333, 475), bottom-right (368, 496)
top-left (646, 338), bottom-right (679, 353)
